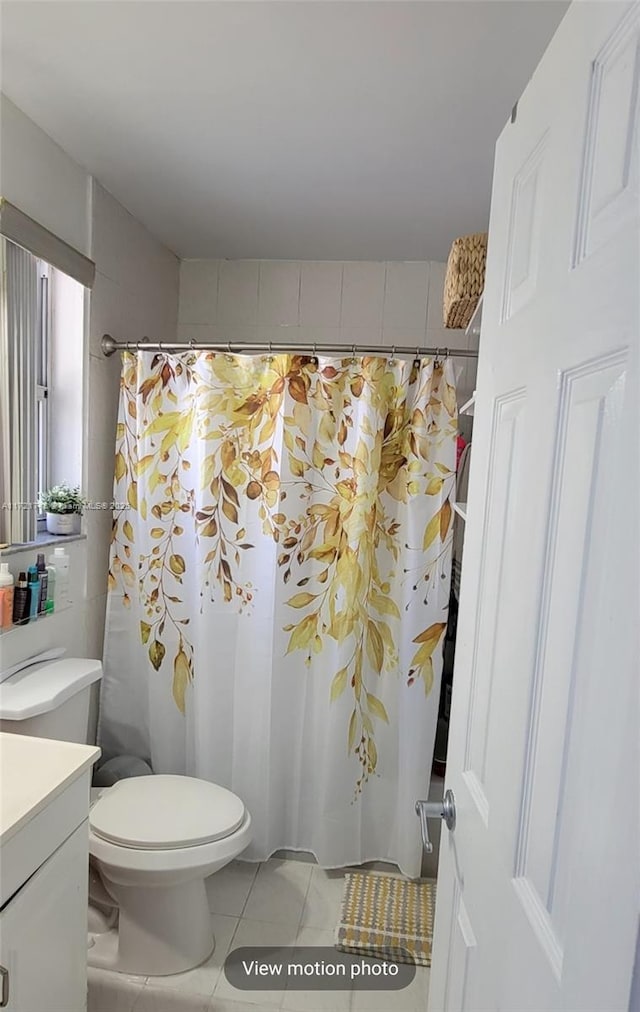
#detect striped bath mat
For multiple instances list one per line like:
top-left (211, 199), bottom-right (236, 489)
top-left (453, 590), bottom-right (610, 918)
top-left (335, 871), bottom-right (436, 966)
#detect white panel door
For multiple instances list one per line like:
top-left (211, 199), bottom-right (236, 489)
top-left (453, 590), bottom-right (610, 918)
top-left (429, 3), bottom-right (639, 1010)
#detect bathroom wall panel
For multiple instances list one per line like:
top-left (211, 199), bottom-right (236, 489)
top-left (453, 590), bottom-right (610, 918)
top-left (299, 261), bottom-right (342, 327)
top-left (0, 94), bottom-right (90, 255)
top-left (178, 257), bottom-right (474, 398)
top-left (87, 183), bottom-right (179, 675)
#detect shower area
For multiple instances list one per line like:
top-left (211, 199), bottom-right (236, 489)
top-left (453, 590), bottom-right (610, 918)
top-left (98, 261), bottom-right (479, 880)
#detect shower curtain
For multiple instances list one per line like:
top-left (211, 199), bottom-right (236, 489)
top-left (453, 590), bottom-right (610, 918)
top-left (100, 350), bottom-right (457, 876)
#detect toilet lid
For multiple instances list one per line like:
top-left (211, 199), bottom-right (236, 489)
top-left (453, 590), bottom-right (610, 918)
top-left (89, 775), bottom-right (245, 850)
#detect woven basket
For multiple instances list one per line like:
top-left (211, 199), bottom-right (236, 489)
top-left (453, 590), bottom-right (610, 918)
top-left (443, 233), bottom-right (487, 329)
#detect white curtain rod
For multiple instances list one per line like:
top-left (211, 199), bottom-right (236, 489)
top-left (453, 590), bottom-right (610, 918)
top-left (101, 334), bottom-right (479, 360)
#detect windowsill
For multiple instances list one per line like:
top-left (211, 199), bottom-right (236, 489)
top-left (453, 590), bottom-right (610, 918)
top-left (0, 533), bottom-right (87, 558)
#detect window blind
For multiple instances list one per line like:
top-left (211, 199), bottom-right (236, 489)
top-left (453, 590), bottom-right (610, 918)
top-left (0, 238), bottom-right (39, 544)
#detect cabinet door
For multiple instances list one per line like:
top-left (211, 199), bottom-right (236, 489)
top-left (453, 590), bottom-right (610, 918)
top-left (0, 821), bottom-right (89, 1012)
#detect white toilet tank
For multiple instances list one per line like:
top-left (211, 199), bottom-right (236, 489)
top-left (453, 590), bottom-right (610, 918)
top-left (0, 656), bottom-right (103, 743)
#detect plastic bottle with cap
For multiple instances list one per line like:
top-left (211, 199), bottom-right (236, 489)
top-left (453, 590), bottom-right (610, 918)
top-left (27, 566), bottom-right (41, 620)
top-left (36, 552), bottom-right (48, 614)
top-left (48, 546), bottom-right (71, 607)
top-left (0, 562), bottom-right (14, 630)
top-left (12, 572), bottom-right (29, 625)
top-left (46, 561), bottom-right (56, 611)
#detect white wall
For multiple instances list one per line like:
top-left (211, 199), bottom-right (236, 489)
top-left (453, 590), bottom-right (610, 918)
top-left (0, 94), bottom-right (90, 256)
top-left (85, 180), bottom-right (179, 660)
top-left (178, 259), bottom-right (478, 400)
top-left (0, 98), bottom-right (179, 693)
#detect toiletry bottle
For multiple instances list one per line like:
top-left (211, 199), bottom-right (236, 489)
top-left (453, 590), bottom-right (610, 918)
top-left (46, 561), bottom-right (56, 612)
top-left (0, 563), bottom-right (14, 629)
top-left (36, 552), bottom-right (48, 613)
top-left (48, 546), bottom-right (71, 607)
top-left (27, 565), bottom-right (41, 621)
top-left (12, 572), bottom-right (29, 625)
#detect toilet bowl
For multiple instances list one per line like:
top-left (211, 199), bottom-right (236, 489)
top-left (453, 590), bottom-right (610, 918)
top-left (88, 774), bottom-right (252, 976)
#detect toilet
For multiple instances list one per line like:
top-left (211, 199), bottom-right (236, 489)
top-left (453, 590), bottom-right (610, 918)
top-left (0, 653), bottom-right (252, 976)
top-left (87, 774), bottom-right (251, 974)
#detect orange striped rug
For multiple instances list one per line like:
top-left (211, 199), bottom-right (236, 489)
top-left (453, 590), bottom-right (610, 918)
top-left (335, 871), bottom-right (436, 966)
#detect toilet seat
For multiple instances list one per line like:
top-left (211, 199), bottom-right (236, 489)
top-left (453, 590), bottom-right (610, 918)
top-left (89, 774), bottom-right (245, 851)
top-left (88, 808), bottom-right (252, 878)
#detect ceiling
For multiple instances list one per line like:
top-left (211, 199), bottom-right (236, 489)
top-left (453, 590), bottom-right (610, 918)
top-left (0, 1), bottom-right (569, 261)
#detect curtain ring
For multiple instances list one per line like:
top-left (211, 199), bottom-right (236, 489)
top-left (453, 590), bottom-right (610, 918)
top-left (351, 344), bottom-right (357, 364)
top-left (413, 345), bottom-right (421, 369)
top-left (389, 345), bottom-right (396, 365)
top-left (267, 341), bottom-right (273, 363)
top-left (311, 342), bottom-right (318, 365)
top-left (227, 341), bottom-right (232, 355)
top-left (189, 338), bottom-right (195, 351)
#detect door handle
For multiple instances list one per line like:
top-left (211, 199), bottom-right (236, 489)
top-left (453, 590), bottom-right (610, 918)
top-left (0, 965), bottom-right (8, 1008)
top-left (415, 789), bottom-right (456, 853)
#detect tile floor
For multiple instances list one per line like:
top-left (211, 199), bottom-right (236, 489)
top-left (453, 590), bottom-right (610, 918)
top-left (87, 858), bottom-right (431, 1012)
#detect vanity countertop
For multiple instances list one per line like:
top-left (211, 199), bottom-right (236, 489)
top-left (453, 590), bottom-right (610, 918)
top-left (0, 732), bottom-right (100, 844)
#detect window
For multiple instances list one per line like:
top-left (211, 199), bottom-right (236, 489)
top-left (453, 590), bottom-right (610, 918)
top-left (0, 202), bottom-right (93, 546)
top-left (0, 240), bottom-right (84, 545)
top-left (36, 261), bottom-right (51, 516)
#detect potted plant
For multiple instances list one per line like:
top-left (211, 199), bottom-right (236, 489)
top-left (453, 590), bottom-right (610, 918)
top-left (39, 483), bottom-right (86, 535)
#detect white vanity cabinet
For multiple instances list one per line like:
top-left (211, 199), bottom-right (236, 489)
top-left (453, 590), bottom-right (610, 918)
top-left (0, 734), bottom-right (100, 1012)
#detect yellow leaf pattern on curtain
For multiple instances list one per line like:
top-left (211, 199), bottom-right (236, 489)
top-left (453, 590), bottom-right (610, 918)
top-left (109, 351), bottom-right (457, 792)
